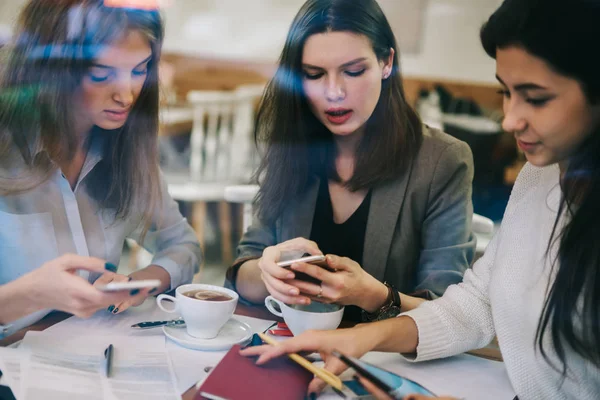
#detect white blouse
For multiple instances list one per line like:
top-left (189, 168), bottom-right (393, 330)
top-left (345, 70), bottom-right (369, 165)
top-left (0, 134), bottom-right (202, 335)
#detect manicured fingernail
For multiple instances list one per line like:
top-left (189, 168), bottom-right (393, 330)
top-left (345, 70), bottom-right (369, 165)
top-left (112, 307), bottom-right (119, 314)
top-left (105, 262), bottom-right (118, 273)
top-left (287, 273), bottom-right (295, 279)
top-left (309, 393), bottom-right (316, 400)
top-left (289, 288), bottom-right (299, 295)
top-left (130, 289), bottom-right (140, 296)
top-left (107, 305), bottom-right (115, 312)
top-left (149, 288), bottom-right (158, 294)
top-left (127, 276), bottom-right (133, 281)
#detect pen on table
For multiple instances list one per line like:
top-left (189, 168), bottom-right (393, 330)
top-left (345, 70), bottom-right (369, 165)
top-left (104, 344), bottom-right (114, 378)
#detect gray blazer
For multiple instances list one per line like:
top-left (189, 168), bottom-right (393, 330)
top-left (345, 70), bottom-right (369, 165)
top-left (228, 126), bottom-right (475, 301)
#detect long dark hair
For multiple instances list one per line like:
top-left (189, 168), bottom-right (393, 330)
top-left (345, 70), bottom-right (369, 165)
top-left (254, 0), bottom-right (422, 224)
top-left (0, 0), bottom-right (163, 240)
top-left (481, 0), bottom-right (600, 374)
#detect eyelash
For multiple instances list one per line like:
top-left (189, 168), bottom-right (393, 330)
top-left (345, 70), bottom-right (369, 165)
top-left (497, 90), bottom-right (551, 107)
top-left (88, 68), bottom-right (148, 83)
top-left (89, 74), bottom-right (110, 83)
top-left (303, 72), bottom-right (323, 80)
top-left (345, 69), bottom-right (366, 77)
top-left (526, 98), bottom-right (550, 106)
top-left (132, 68), bottom-right (148, 77)
top-left (303, 69), bottom-right (366, 80)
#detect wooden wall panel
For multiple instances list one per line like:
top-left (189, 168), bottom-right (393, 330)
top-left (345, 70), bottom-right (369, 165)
top-left (163, 52), bottom-right (503, 112)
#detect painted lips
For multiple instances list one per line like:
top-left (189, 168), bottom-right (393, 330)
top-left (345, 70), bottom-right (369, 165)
top-left (325, 108), bottom-right (353, 124)
top-left (104, 109), bottom-right (129, 122)
top-left (517, 139), bottom-right (541, 152)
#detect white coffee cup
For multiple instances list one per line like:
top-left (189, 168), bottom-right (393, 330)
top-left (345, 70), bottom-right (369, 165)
top-left (157, 284), bottom-right (238, 339)
top-left (264, 295), bottom-right (344, 336)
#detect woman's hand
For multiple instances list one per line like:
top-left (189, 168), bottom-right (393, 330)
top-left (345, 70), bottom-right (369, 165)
top-left (241, 318), bottom-right (420, 395)
top-left (101, 264), bottom-right (171, 315)
top-left (287, 255), bottom-right (388, 311)
top-left (258, 237), bottom-right (323, 305)
top-left (23, 254), bottom-right (148, 319)
top-left (241, 327), bottom-right (374, 394)
top-left (93, 273), bottom-right (148, 314)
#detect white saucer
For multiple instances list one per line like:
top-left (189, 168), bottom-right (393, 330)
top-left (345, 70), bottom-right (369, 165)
top-left (162, 318), bottom-right (253, 351)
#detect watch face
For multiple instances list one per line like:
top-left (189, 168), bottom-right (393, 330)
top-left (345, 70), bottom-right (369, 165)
top-left (378, 306), bottom-right (402, 320)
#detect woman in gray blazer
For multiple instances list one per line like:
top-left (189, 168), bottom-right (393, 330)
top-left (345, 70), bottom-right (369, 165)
top-left (227, 0), bottom-right (475, 322)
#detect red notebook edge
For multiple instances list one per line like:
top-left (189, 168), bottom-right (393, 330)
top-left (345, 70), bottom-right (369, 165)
top-left (195, 344), bottom-right (313, 400)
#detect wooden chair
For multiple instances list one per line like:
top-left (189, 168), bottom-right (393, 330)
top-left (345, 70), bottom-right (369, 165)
top-left (164, 84), bottom-right (265, 265)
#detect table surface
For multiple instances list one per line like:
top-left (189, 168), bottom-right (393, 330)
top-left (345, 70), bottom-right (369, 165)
top-left (1, 303), bottom-right (502, 400)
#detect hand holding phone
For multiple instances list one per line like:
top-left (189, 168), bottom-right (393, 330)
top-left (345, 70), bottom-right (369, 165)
top-left (95, 279), bottom-right (161, 292)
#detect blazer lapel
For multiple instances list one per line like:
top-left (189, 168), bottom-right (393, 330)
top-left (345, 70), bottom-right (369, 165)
top-left (362, 164), bottom-right (414, 281)
top-left (280, 177), bottom-right (320, 241)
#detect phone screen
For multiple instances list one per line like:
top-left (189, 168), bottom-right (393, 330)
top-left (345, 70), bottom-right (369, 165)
top-left (333, 351), bottom-right (436, 399)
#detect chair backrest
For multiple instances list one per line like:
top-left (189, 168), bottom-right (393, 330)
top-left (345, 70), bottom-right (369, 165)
top-left (186, 84), bottom-right (264, 183)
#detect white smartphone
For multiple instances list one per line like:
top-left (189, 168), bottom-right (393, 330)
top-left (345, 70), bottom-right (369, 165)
top-left (96, 279), bottom-right (161, 292)
top-left (276, 254), bottom-right (327, 268)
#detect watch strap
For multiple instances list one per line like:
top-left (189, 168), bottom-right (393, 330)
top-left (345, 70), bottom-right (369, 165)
top-left (361, 282), bottom-right (402, 322)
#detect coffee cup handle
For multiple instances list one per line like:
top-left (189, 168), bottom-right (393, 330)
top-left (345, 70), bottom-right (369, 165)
top-left (264, 296), bottom-right (284, 318)
top-left (156, 294), bottom-right (179, 313)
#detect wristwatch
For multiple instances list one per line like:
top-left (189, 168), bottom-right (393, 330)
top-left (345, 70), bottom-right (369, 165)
top-left (361, 282), bottom-right (402, 322)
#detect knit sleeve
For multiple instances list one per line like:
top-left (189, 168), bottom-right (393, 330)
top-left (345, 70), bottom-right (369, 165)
top-left (400, 162), bottom-right (540, 361)
top-left (399, 225), bottom-right (499, 361)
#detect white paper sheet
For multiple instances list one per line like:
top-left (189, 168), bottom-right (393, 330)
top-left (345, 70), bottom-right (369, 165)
top-left (20, 332), bottom-right (179, 400)
top-left (45, 299), bottom-right (277, 394)
top-left (318, 351), bottom-right (515, 400)
top-left (0, 347), bottom-right (26, 399)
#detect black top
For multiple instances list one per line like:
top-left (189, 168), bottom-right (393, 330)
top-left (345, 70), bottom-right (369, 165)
top-left (310, 177), bottom-right (372, 322)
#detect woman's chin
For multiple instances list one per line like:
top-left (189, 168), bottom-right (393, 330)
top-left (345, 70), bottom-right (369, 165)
top-left (327, 123), bottom-right (362, 137)
top-left (96, 120), bottom-right (127, 131)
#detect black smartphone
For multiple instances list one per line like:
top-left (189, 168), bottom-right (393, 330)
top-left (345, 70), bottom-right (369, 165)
top-left (332, 351), bottom-right (436, 399)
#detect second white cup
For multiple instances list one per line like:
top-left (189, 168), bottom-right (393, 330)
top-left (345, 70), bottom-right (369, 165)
top-left (264, 295), bottom-right (344, 336)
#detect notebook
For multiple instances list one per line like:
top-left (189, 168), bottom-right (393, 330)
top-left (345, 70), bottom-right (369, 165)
top-left (195, 344), bottom-right (313, 400)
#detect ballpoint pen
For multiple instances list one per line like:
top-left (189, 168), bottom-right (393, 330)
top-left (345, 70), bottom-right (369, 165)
top-left (104, 344), bottom-right (114, 378)
top-left (130, 318), bottom-right (185, 329)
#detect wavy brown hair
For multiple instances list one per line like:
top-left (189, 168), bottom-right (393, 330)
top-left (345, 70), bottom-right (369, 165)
top-left (254, 0), bottom-right (423, 224)
top-left (0, 0), bottom-right (163, 241)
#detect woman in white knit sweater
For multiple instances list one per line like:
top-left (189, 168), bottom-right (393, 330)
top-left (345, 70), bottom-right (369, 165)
top-left (241, 0), bottom-right (600, 399)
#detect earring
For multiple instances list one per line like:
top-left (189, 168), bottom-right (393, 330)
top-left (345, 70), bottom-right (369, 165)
top-left (383, 69), bottom-right (391, 79)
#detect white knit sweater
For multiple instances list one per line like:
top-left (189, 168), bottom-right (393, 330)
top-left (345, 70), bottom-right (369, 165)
top-left (402, 163), bottom-right (600, 400)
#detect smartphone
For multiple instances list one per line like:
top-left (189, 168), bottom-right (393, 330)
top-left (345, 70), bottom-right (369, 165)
top-left (332, 351), bottom-right (436, 399)
top-left (276, 254), bottom-right (334, 285)
top-left (276, 254), bottom-right (328, 268)
top-left (96, 279), bottom-right (161, 292)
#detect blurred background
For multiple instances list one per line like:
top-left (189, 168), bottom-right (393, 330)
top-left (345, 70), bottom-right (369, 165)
top-left (0, 0), bottom-right (523, 285)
